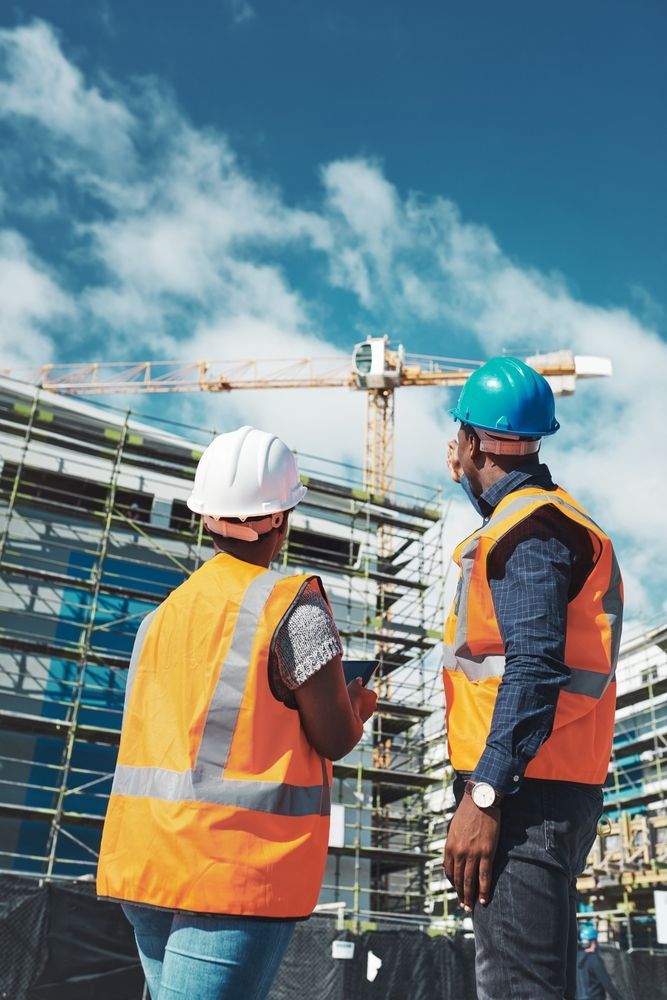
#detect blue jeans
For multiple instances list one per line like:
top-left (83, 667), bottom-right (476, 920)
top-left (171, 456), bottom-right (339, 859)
top-left (454, 776), bottom-right (603, 1000)
top-left (122, 903), bottom-right (296, 1000)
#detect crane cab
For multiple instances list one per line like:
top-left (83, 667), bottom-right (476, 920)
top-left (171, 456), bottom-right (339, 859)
top-left (352, 337), bottom-right (404, 390)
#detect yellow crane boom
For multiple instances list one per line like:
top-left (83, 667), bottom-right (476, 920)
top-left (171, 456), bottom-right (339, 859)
top-left (1, 339), bottom-right (612, 497)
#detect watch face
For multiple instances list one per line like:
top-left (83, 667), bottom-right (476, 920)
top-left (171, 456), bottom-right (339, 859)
top-left (472, 783), bottom-right (496, 809)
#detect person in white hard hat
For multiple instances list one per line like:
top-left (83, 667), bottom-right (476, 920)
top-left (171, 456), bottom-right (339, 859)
top-left (98, 426), bottom-right (377, 1000)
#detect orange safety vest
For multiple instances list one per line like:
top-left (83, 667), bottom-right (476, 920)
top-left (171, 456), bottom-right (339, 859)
top-left (97, 553), bottom-right (333, 917)
top-left (443, 486), bottom-right (623, 784)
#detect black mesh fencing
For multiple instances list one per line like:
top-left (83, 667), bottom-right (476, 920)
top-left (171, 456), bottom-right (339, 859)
top-left (598, 945), bottom-right (667, 1000)
top-left (269, 924), bottom-right (474, 1000)
top-left (269, 921), bottom-right (345, 999)
top-left (28, 881), bottom-right (144, 1000)
top-left (0, 874), bottom-right (48, 1000)
top-left (433, 933), bottom-right (478, 1000)
top-left (1, 874), bottom-right (666, 1000)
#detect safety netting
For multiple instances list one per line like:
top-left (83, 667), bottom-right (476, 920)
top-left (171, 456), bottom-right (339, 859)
top-left (1, 874), bottom-right (665, 999)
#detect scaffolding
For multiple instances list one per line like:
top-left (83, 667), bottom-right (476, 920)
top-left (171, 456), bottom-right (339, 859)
top-left (575, 621), bottom-right (667, 944)
top-left (0, 377), bottom-right (447, 926)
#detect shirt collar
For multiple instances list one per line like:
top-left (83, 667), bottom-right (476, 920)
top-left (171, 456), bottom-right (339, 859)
top-left (463, 463), bottom-right (555, 519)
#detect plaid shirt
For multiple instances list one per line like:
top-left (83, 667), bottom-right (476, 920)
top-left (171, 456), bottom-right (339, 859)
top-left (459, 465), bottom-right (594, 794)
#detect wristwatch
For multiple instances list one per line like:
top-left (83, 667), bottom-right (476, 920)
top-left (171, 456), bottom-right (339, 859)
top-left (465, 780), bottom-right (503, 810)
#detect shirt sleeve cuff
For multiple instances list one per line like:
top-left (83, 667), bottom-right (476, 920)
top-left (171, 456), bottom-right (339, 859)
top-left (471, 747), bottom-right (525, 796)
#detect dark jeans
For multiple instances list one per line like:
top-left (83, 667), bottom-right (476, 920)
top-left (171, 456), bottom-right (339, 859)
top-left (453, 776), bottom-right (603, 1000)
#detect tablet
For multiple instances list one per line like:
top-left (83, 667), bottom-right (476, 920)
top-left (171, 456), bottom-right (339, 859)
top-left (342, 660), bottom-right (379, 687)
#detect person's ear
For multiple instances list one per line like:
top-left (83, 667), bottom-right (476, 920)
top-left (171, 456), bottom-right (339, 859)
top-left (270, 510), bottom-right (290, 559)
top-left (459, 427), bottom-right (477, 460)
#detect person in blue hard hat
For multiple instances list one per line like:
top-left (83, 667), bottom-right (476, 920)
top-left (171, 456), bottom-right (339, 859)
top-left (575, 924), bottom-right (623, 999)
top-left (442, 357), bottom-right (623, 1000)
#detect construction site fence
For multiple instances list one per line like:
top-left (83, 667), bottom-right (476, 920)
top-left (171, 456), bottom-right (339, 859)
top-left (2, 875), bottom-right (667, 1000)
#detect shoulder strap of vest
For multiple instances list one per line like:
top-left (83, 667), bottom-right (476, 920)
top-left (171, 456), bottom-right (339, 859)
top-left (452, 485), bottom-right (609, 567)
top-left (485, 486), bottom-right (607, 543)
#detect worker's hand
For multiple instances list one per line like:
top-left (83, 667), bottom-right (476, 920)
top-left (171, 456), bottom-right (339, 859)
top-left (444, 793), bottom-right (501, 911)
top-left (447, 439), bottom-right (463, 484)
top-left (347, 678), bottom-right (377, 724)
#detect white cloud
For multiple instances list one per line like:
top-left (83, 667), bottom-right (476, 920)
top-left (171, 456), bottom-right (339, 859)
top-left (0, 20), bottom-right (136, 178)
top-left (226, 0), bottom-right (256, 26)
top-left (181, 317), bottom-right (363, 463)
top-left (0, 20), bottom-right (665, 616)
top-left (0, 230), bottom-right (73, 368)
top-left (313, 160), bottom-right (667, 617)
top-left (322, 159), bottom-right (403, 306)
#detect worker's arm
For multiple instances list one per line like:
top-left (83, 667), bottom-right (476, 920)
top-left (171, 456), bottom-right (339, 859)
top-left (294, 657), bottom-right (376, 760)
top-left (271, 577), bottom-right (376, 758)
top-left (589, 951), bottom-right (624, 1000)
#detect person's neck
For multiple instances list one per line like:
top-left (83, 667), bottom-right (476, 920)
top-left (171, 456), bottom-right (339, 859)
top-left (475, 454), bottom-right (540, 495)
top-left (212, 541), bottom-right (273, 568)
top-left (476, 464), bottom-right (511, 495)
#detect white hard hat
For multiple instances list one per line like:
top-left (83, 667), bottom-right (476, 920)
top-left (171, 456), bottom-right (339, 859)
top-left (187, 425), bottom-right (307, 519)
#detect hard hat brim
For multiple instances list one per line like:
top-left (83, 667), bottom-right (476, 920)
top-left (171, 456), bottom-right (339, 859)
top-left (449, 406), bottom-right (559, 437)
top-left (186, 483), bottom-right (308, 519)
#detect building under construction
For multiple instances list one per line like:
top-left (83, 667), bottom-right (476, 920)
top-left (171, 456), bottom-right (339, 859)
top-left (578, 620), bottom-right (667, 946)
top-left (0, 375), bottom-right (446, 925)
top-left (0, 371), bottom-right (666, 945)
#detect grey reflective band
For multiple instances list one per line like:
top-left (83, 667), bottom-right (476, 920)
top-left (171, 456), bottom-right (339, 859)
top-left (443, 649), bottom-right (617, 698)
top-left (446, 491), bottom-right (620, 700)
top-left (195, 569), bottom-right (283, 784)
top-left (123, 609), bottom-right (157, 715)
top-left (112, 765), bottom-right (330, 817)
top-left (489, 491), bottom-right (602, 535)
top-left (114, 569), bottom-right (330, 818)
top-left (563, 666), bottom-right (611, 698)
top-left (442, 646), bottom-right (505, 680)
top-left (453, 532), bottom-right (480, 656)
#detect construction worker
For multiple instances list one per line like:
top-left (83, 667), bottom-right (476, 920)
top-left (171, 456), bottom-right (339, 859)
top-left (575, 924), bottom-right (623, 999)
top-left (442, 358), bottom-right (623, 1000)
top-left (97, 426), bottom-right (376, 1000)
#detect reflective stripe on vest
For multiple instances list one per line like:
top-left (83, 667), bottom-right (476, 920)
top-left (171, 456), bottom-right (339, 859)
top-left (112, 765), bottom-right (329, 816)
top-left (111, 569), bottom-right (330, 817)
top-left (122, 609), bottom-right (157, 715)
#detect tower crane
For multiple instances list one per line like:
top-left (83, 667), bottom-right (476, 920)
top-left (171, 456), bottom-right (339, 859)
top-left (2, 339), bottom-right (612, 499)
top-left (1, 338), bottom-right (613, 696)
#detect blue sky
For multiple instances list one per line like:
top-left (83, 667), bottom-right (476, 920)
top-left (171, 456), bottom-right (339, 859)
top-left (8, 0), bottom-right (667, 320)
top-left (0, 2), bottom-right (666, 617)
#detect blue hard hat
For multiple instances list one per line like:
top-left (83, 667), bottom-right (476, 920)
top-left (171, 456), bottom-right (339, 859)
top-left (579, 923), bottom-right (598, 943)
top-left (449, 357), bottom-right (560, 438)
